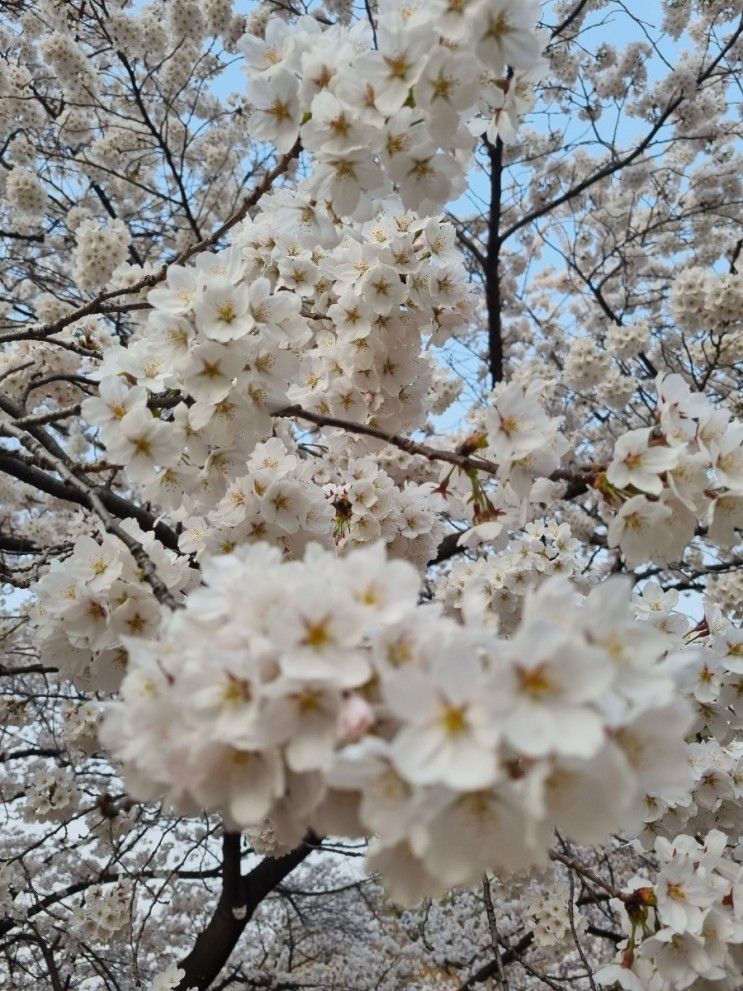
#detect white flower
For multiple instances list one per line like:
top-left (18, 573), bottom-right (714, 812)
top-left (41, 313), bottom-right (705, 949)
top-left (306, 150), bottom-right (386, 218)
top-left (655, 858), bottom-right (724, 935)
top-left (357, 18), bottom-right (434, 116)
top-left (708, 493), bottom-right (743, 547)
top-left (147, 264), bottom-right (201, 314)
top-left (193, 279), bottom-right (253, 341)
top-left (485, 383), bottom-right (551, 462)
top-left (148, 964), bottom-right (190, 991)
top-left (713, 424), bottom-right (743, 491)
top-left (414, 49), bottom-right (479, 145)
top-left (245, 68), bottom-right (300, 152)
top-left (423, 786), bottom-right (534, 887)
top-left (493, 620), bottom-right (612, 759)
top-left (256, 680), bottom-right (341, 772)
top-left (387, 146), bottom-right (464, 216)
top-left (607, 428), bottom-right (680, 496)
top-left (196, 743), bottom-right (285, 828)
top-left (471, 0), bottom-right (543, 74)
top-left (183, 343), bottom-right (242, 404)
top-left (302, 91), bottom-right (377, 155)
top-left (386, 643), bottom-right (499, 790)
top-left (82, 377), bottom-right (147, 434)
top-left (538, 745), bottom-right (637, 845)
top-left (238, 18), bottom-right (294, 75)
top-left (68, 535), bottom-right (123, 592)
top-left (607, 495), bottom-right (673, 565)
top-left (104, 407), bottom-right (179, 482)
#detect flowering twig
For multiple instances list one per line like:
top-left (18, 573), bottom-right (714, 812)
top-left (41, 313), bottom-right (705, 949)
top-left (0, 419), bottom-right (178, 607)
top-left (0, 141), bottom-right (302, 347)
top-left (549, 849), bottom-right (624, 901)
top-left (276, 404), bottom-right (501, 474)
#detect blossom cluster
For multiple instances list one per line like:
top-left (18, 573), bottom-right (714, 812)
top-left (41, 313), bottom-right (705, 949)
top-left (604, 373), bottom-right (743, 565)
top-left (72, 217), bottom-right (131, 292)
top-left (633, 588), bottom-right (743, 850)
top-left (448, 381), bottom-right (570, 546)
top-left (182, 436), bottom-right (443, 570)
top-left (81, 199), bottom-right (480, 554)
top-left (31, 527), bottom-right (195, 690)
top-left (4, 166), bottom-right (47, 219)
top-left (437, 518), bottom-right (581, 633)
top-left (525, 876), bottom-right (586, 948)
top-left (598, 831), bottom-right (743, 991)
top-left (71, 882), bottom-right (134, 946)
top-left (241, 0), bottom-right (544, 218)
top-left (23, 763), bottom-right (80, 824)
top-left (101, 539), bottom-right (693, 904)
top-left (670, 266), bottom-right (743, 339)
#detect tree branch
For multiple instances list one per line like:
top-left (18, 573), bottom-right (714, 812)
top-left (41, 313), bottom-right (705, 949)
top-left (485, 137), bottom-right (505, 386)
top-left (0, 140), bottom-right (301, 347)
top-left (175, 833), bottom-right (316, 991)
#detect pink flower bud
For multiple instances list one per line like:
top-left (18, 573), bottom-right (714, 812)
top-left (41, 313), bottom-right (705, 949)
top-left (338, 694), bottom-right (375, 743)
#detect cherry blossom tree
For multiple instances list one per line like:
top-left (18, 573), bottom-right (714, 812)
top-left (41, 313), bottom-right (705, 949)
top-left (1, 0), bottom-right (742, 989)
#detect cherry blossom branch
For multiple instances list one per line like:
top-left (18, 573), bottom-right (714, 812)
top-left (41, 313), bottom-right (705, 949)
top-left (276, 405), bottom-right (501, 474)
top-left (0, 140), bottom-right (302, 347)
top-left (485, 925), bottom-right (565, 991)
top-left (14, 402), bottom-right (83, 429)
top-left (1, 419), bottom-right (178, 606)
top-left (549, 0), bottom-right (592, 39)
top-left (564, 855), bottom-right (599, 991)
top-left (548, 849), bottom-right (624, 901)
top-left (0, 534), bottom-right (42, 554)
top-left (485, 135), bottom-right (505, 386)
top-left (0, 447), bottom-right (180, 553)
top-left (501, 15), bottom-right (743, 244)
top-left (279, 403), bottom-right (596, 499)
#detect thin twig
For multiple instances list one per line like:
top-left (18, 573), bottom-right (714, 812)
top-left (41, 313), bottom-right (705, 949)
top-left (481, 875), bottom-right (509, 991)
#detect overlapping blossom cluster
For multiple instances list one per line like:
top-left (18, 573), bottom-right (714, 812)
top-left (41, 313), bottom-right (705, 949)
top-left (71, 881), bottom-right (133, 946)
top-left (525, 875), bottom-right (586, 948)
top-left (706, 569), bottom-right (743, 622)
top-left (241, 0), bottom-right (544, 219)
top-left (448, 380), bottom-right (570, 546)
top-left (23, 763), bottom-right (80, 824)
top-left (85, 203), bottom-right (474, 475)
top-left (72, 218), bottom-right (132, 292)
top-left (31, 528), bottom-right (196, 689)
top-left (4, 167), bottom-right (47, 220)
top-left (603, 374), bottom-right (743, 565)
top-left (181, 436), bottom-right (444, 570)
top-left (437, 519), bottom-right (581, 632)
top-left (598, 831), bottom-right (743, 991)
top-left (80, 195), bottom-right (515, 568)
top-left (670, 267), bottom-right (743, 344)
top-left (631, 586), bottom-right (743, 850)
top-left (101, 539), bottom-right (693, 904)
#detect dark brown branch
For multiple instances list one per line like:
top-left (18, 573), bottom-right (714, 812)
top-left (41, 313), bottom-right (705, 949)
top-left (457, 934), bottom-right (534, 991)
top-left (550, 0), bottom-right (591, 39)
top-left (175, 833), bottom-right (316, 991)
top-left (485, 136), bottom-right (505, 386)
top-left (275, 406), bottom-right (500, 475)
top-left (0, 449), bottom-right (180, 553)
top-left (0, 534), bottom-right (41, 554)
top-left (482, 874), bottom-right (509, 991)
